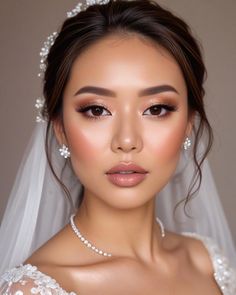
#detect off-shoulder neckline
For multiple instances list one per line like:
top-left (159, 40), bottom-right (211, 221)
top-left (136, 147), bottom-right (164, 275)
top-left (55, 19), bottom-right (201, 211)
top-left (2, 232), bottom-right (226, 295)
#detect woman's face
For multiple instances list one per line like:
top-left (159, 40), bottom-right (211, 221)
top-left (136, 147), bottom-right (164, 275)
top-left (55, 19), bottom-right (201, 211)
top-left (54, 34), bottom-right (193, 209)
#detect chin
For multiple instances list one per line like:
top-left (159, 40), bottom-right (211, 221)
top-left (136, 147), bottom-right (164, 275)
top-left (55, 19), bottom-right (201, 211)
top-left (89, 186), bottom-right (157, 210)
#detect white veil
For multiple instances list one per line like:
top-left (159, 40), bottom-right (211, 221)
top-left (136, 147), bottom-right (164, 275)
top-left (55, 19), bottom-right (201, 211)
top-left (0, 120), bottom-right (235, 276)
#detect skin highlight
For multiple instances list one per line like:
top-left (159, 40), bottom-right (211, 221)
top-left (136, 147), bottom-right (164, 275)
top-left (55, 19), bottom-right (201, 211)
top-left (25, 35), bottom-right (221, 294)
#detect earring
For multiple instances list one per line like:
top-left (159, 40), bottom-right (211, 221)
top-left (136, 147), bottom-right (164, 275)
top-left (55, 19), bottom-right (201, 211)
top-left (183, 137), bottom-right (191, 150)
top-left (59, 144), bottom-right (71, 158)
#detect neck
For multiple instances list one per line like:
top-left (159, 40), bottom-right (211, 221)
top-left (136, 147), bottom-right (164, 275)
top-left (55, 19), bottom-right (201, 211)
top-left (74, 192), bottom-right (165, 263)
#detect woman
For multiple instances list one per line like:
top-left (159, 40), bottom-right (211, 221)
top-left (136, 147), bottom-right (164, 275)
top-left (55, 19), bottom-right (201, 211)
top-left (0, 0), bottom-right (236, 294)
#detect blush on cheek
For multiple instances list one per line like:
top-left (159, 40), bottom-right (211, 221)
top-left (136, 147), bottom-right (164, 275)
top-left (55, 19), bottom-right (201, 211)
top-left (165, 132), bottom-right (184, 156)
top-left (67, 128), bottom-right (96, 162)
top-left (144, 114), bottom-right (187, 150)
top-left (152, 131), bottom-right (184, 187)
top-left (66, 129), bottom-right (96, 181)
top-left (149, 125), bottom-right (186, 167)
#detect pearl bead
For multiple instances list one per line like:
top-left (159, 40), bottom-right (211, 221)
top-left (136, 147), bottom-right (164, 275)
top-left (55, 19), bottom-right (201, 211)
top-left (69, 213), bottom-right (165, 258)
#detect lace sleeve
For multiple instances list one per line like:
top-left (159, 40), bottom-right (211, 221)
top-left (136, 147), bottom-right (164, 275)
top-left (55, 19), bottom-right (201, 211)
top-left (0, 264), bottom-right (77, 295)
top-left (0, 275), bottom-right (42, 295)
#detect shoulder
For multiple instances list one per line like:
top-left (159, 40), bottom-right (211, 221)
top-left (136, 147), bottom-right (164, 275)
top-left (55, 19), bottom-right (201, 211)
top-left (177, 231), bottom-right (236, 291)
top-left (24, 223), bottom-right (103, 266)
top-left (180, 232), bottom-right (216, 275)
top-left (18, 224), bottom-right (109, 293)
top-left (163, 230), bottom-right (215, 276)
top-left (0, 225), bottom-right (84, 295)
top-left (164, 230), bottom-right (236, 277)
top-left (179, 231), bottom-right (228, 269)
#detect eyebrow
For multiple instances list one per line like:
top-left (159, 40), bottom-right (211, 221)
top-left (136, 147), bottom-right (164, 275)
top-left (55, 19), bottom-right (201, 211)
top-left (74, 84), bottom-right (179, 97)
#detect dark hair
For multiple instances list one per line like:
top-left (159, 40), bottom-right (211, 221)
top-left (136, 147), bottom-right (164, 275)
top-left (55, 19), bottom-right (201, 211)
top-left (43, 0), bottom-right (213, 214)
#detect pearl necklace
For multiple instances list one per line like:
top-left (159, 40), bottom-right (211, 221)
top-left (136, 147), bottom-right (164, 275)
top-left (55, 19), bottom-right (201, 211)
top-left (70, 213), bottom-right (165, 257)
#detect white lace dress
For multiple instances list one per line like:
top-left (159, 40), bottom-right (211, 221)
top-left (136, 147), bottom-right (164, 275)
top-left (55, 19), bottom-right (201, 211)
top-left (1, 232), bottom-right (236, 295)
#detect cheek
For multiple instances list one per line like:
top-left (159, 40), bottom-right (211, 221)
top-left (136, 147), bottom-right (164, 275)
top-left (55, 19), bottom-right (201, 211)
top-left (142, 118), bottom-right (187, 191)
top-left (63, 116), bottom-right (109, 177)
top-left (144, 118), bottom-right (187, 163)
top-left (68, 128), bottom-right (93, 159)
top-left (66, 124), bottom-right (99, 160)
top-left (65, 126), bottom-right (97, 181)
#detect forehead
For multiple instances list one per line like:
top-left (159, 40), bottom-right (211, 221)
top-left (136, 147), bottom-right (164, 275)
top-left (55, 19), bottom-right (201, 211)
top-left (66, 34), bottom-right (187, 97)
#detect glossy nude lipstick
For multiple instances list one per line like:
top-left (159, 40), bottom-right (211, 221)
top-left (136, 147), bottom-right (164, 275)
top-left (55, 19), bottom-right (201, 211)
top-left (105, 163), bottom-right (148, 187)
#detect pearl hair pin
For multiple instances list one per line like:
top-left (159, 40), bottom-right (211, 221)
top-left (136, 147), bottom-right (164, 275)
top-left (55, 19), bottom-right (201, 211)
top-left (70, 213), bottom-right (165, 257)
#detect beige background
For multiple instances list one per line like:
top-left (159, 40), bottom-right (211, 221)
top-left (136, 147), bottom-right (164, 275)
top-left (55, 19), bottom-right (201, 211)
top-left (0, 1), bottom-right (235, 243)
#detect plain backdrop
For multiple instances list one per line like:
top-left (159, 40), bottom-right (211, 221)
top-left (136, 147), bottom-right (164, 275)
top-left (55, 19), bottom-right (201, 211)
top-left (0, 1), bottom-right (235, 244)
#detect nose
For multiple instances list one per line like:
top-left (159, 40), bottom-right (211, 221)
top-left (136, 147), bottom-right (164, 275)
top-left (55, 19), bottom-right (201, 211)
top-left (111, 115), bottom-right (143, 153)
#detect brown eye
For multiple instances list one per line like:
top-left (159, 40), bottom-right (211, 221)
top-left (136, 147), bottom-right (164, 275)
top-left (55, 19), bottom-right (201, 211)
top-left (143, 104), bottom-right (177, 117)
top-left (77, 104), bottom-right (111, 120)
top-left (149, 105), bottom-right (163, 116)
top-left (90, 106), bottom-right (105, 116)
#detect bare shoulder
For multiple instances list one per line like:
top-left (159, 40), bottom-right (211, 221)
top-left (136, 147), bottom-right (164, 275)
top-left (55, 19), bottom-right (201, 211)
top-left (23, 223), bottom-right (109, 292)
top-left (24, 223), bottom-right (108, 266)
top-left (23, 226), bottom-right (216, 294)
top-left (166, 230), bottom-right (214, 276)
top-left (23, 223), bottom-right (130, 295)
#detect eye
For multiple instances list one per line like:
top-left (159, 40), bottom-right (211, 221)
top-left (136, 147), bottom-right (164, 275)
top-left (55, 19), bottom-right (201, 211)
top-left (143, 104), bottom-right (177, 117)
top-left (76, 104), bottom-right (111, 120)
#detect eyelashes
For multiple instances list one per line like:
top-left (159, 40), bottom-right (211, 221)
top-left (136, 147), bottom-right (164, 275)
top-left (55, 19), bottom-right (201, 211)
top-left (77, 103), bottom-right (110, 120)
top-left (76, 103), bottom-right (178, 121)
top-left (144, 104), bottom-right (177, 117)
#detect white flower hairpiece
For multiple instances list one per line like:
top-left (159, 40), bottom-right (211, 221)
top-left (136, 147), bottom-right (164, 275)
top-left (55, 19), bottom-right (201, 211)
top-left (36, 0), bottom-right (110, 123)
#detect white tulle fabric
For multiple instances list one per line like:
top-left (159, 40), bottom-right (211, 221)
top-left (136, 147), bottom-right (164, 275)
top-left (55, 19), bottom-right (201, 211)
top-left (0, 122), bottom-right (235, 277)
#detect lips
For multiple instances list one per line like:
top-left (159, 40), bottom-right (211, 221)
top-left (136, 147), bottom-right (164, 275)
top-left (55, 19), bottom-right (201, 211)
top-left (106, 163), bottom-right (148, 187)
top-left (106, 163), bottom-right (148, 174)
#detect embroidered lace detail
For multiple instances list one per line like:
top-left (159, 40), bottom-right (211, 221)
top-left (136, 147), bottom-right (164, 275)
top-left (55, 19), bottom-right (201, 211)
top-left (0, 264), bottom-right (77, 295)
top-left (181, 232), bottom-right (236, 295)
top-left (1, 234), bottom-right (236, 294)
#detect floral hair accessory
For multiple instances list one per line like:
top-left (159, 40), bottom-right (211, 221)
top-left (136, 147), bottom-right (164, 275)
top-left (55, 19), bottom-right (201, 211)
top-left (35, 0), bottom-right (110, 123)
